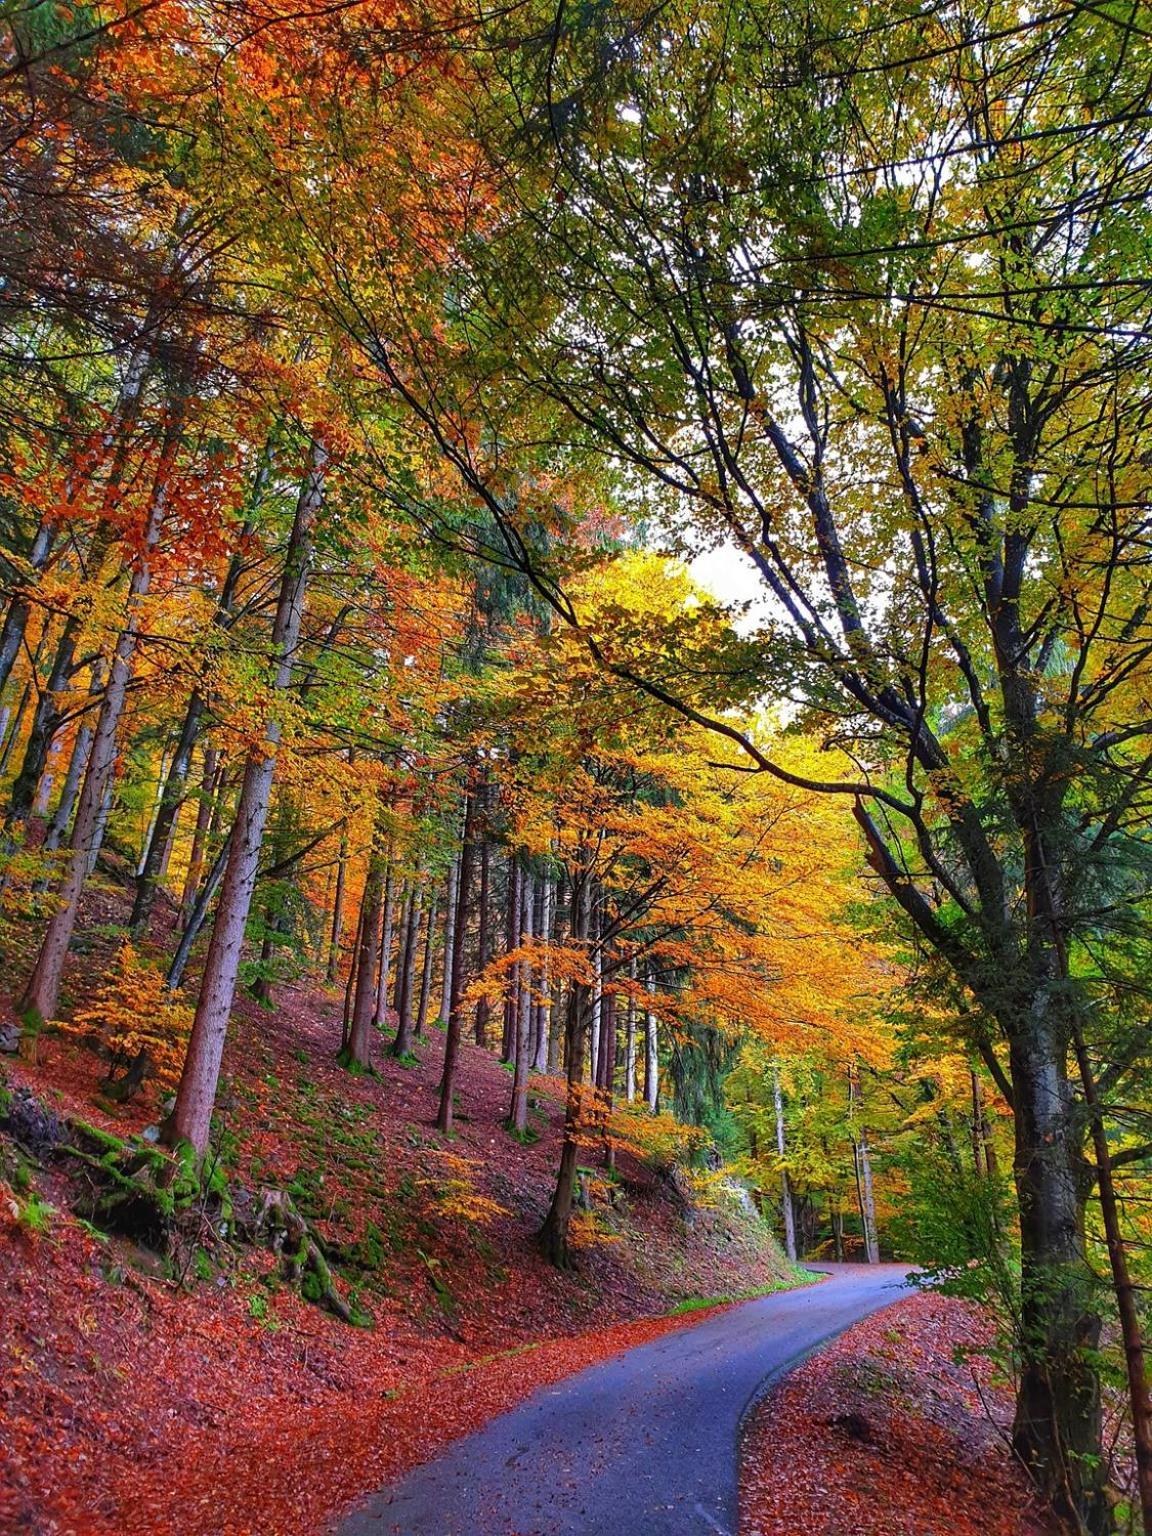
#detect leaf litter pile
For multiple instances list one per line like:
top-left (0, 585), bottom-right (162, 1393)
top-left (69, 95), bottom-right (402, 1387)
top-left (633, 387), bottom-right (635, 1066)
top-left (740, 1290), bottom-right (1056, 1536)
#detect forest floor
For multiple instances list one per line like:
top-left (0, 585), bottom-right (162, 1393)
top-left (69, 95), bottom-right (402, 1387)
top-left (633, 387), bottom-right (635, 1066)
top-left (740, 1289), bottom-right (1056, 1536)
top-left (0, 881), bottom-right (796, 1536)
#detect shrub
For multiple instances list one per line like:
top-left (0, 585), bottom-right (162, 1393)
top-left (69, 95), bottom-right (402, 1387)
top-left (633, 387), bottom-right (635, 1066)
top-left (60, 943), bottom-right (193, 1098)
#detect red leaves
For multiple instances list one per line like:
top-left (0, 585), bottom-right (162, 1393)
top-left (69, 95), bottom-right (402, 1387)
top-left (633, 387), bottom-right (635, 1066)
top-left (740, 1293), bottom-right (1056, 1536)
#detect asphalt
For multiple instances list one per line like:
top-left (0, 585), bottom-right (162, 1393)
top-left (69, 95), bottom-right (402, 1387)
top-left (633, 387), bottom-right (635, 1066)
top-left (334, 1262), bottom-right (911, 1536)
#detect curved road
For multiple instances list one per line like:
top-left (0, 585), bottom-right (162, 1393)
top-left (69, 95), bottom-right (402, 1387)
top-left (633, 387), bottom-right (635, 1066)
top-left (336, 1263), bottom-right (910, 1536)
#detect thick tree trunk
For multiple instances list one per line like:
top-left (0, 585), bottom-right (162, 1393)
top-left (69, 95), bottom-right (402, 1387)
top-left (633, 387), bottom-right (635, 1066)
top-left (1009, 1022), bottom-right (1109, 1535)
top-left (165, 445), bottom-right (325, 1158)
top-left (342, 848), bottom-right (385, 1073)
top-left (1072, 1030), bottom-right (1152, 1535)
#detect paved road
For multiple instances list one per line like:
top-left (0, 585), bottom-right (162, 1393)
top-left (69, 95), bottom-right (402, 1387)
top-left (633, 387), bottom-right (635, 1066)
top-left (336, 1263), bottom-right (910, 1536)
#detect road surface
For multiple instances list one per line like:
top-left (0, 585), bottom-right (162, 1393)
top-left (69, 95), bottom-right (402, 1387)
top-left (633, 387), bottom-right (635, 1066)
top-left (335, 1263), bottom-right (910, 1536)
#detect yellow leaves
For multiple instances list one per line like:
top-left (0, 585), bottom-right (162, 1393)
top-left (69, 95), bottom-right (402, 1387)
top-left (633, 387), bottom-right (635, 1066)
top-left (420, 1152), bottom-right (508, 1226)
top-left (608, 1102), bottom-right (706, 1172)
top-left (59, 944), bottom-right (193, 1096)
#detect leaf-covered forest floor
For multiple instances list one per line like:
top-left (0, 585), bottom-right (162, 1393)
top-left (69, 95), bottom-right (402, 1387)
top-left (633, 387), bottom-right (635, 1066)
top-left (740, 1290), bottom-right (1056, 1536)
top-left (0, 882), bottom-right (794, 1536)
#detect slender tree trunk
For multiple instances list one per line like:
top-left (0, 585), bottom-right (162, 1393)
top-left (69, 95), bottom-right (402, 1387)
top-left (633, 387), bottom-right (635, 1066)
top-left (540, 868), bottom-right (591, 1268)
top-left (416, 893), bottom-right (438, 1038)
top-left (531, 874), bottom-right (548, 1071)
top-left (372, 869), bottom-right (397, 1028)
top-left (501, 856), bottom-right (520, 1061)
top-left (391, 879), bottom-right (411, 1013)
top-left (624, 955), bottom-right (636, 1103)
top-left (773, 1063), bottom-right (798, 1261)
top-left (180, 748), bottom-right (220, 922)
top-left (21, 439), bottom-right (176, 1024)
top-left (589, 940), bottom-right (602, 1086)
top-left (509, 868), bottom-right (534, 1133)
top-left (326, 826), bottom-right (349, 985)
top-left (391, 884), bottom-right (422, 1058)
top-left (436, 792), bottom-right (476, 1133)
top-left (0, 683), bottom-right (30, 775)
top-left (165, 832), bottom-right (231, 990)
top-left (440, 853), bottom-right (459, 1029)
top-left (644, 973), bottom-right (659, 1112)
top-left (0, 520), bottom-right (56, 700)
top-left (165, 444), bottom-right (326, 1158)
top-left (474, 838), bottom-right (491, 1045)
top-left (42, 676), bottom-right (100, 854)
top-left (6, 614), bottom-right (78, 830)
top-left (130, 692), bottom-right (205, 930)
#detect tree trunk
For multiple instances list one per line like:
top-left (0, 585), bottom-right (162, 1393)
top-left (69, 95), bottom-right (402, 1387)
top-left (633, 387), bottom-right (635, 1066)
top-left (165, 832), bottom-right (231, 990)
top-left (165, 444), bottom-right (325, 1158)
top-left (773, 1063), bottom-right (798, 1262)
top-left (644, 974), bottom-right (659, 1112)
top-left (180, 748), bottom-right (221, 922)
top-left (373, 869), bottom-right (397, 1028)
top-left (436, 792), bottom-right (476, 1133)
top-left (20, 441), bottom-right (175, 1023)
top-left (416, 893), bottom-right (438, 1037)
top-left (131, 692), bottom-right (204, 931)
top-left (42, 675), bottom-right (100, 854)
top-left (509, 868), bottom-right (534, 1133)
top-left (439, 853), bottom-right (459, 1030)
top-left (325, 825), bottom-right (349, 985)
top-left (342, 830), bottom-right (388, 1074)
top-left (540, 869), bottom-right (591, 1268)
top-left (0, 519), bottom-right (56, 699)
top-left (474, 838), bottom-right (491, 1046)
top-left (1072, 1029), bottom-right (1152, 1535)
top-left (6, 614), bottom-right (79, 831)
top-left (624, 955), bottom-right (637, 1102)
top-left (391, 884), bottom-right (422, 1058)
top-left (1009, 1022), bottom-right (1108, 1534)
top-left (501, 856), bottom-right (520, 1061)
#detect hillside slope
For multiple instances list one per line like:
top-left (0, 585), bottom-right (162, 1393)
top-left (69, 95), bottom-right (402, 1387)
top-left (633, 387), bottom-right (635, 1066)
top-left (0, 944), bottom-right (792, 1536)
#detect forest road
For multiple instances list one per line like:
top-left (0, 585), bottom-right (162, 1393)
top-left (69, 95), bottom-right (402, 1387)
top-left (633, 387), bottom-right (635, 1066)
top-left (334, 1261), bottom-right (911, 1536)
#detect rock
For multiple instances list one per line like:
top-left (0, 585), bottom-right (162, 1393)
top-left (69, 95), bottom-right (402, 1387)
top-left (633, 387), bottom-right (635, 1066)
top-left (1, 1085), bottom-right (66, 1152)
top-left (0, 1021), bottom-right (20, 1054)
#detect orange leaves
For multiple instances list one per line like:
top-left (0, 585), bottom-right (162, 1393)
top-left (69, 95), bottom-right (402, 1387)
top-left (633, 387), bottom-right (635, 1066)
top-left (59, 943), bottom-right (193, 1096)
